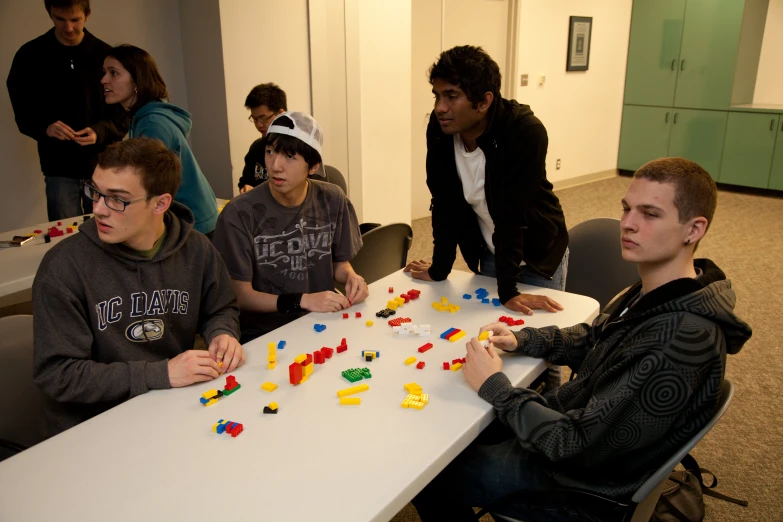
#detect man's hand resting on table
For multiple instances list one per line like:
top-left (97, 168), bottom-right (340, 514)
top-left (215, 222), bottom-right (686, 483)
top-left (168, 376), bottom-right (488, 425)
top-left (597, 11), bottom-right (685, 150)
top-left (504, 293), bottom-right (563, 315)
top-left (403, 259), bottom-right (434, 282)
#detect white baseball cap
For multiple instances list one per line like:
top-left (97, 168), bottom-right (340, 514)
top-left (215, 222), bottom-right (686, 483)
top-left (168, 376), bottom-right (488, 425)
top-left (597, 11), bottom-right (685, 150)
top-left (266, 111), bottom-right (323, 156)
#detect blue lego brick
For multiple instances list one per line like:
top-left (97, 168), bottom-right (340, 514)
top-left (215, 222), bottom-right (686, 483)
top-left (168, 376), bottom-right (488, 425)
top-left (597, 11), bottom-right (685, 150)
top-left (313, 324), bottom-right (327, 333)
top-left (491, 298), bottom-right (501, 307)
top-left (440, 327), bottom-right (457, 339)
top-left (481, 298), bottom-right (490, 304)
top-left (277, 340), bottom-right (286, 349)
top-left (462, 294), bottom-right (472, 300)
top-left (200, 397), bottom-right (209, 405)
top-left (216, 420), bottom-right (227, 434)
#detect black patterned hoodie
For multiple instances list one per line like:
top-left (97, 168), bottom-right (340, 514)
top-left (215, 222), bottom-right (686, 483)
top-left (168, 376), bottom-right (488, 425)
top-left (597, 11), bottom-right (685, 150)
top-left (479, 258), bottom-right (751, 498)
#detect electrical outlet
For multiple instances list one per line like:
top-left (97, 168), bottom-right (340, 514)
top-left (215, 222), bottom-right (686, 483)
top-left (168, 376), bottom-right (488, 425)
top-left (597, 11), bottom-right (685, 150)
top-left (520, 74), bottom-right (528, 87)
top-left (556, 159), bottom-right (561, 170)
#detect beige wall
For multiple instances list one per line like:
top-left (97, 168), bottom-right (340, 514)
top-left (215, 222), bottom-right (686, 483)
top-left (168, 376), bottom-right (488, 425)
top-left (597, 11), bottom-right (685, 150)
top-left (0, 0), bottom-right (188, 230)
top-left (754, 0), bottom-right (783, 105)
top-left (514, 1), bottom-right (632, 185)
top-left (218, 0), bottom-right (312, 194)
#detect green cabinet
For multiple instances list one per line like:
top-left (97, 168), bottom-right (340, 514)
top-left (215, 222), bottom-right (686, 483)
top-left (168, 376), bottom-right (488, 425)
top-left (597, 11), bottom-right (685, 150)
top-left (618, 106), bottom-right (673, 171)
top-left (673, 0), bottom-right (745, 110)
top-left (624, 0), bottom-right (686, 107)
top-left (719, 112), bottom-right (779, 188)
top-left (766, 119), bottom-right (783, 191)
top-left (668, 109), bottom-right (728, 180)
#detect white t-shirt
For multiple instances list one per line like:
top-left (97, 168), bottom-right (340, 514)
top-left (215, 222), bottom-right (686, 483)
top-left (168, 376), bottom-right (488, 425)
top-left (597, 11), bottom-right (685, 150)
top-left (454, 134), bottom-right (496, 253)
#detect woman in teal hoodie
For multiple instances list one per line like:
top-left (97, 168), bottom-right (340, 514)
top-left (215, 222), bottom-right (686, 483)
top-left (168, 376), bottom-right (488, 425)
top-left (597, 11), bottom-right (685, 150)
top-left (101, 44), bottom-right (218, 236)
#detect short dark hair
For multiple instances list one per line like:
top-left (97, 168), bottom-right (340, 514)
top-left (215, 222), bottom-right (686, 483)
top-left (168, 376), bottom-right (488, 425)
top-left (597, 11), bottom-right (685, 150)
top-left (429, 45), bottom-right (501, 107)
top-left (265, 116), bottom-right (322, 169)
top-left (45, 0), bottom-right (90, 16)
top-left (105, 45), bottom-right (168, 111)
top-left (634, 157), bottom-right (718, 241)
top-left (245, 83), bottom-right (287, 112)
top-left (97, 137), bottom-right (182, 198)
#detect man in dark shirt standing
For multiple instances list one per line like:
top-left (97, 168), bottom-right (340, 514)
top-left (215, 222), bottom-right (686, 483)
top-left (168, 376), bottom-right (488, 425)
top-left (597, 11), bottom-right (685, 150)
top-left (7, 0), bottom-right (127, 220)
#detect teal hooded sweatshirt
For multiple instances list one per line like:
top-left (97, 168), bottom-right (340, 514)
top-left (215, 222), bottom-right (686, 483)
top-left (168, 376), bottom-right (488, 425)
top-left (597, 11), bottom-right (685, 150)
top-left (130, 101), bottom-right (218, 235)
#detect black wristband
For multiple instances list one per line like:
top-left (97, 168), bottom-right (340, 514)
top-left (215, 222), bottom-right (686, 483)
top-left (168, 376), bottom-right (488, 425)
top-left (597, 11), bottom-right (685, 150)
top-left (277, 293), bottom-right (304, 314)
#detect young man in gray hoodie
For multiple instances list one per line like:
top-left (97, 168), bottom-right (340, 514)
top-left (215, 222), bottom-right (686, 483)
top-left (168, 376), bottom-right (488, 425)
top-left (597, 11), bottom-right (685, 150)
top-left (32, 137), bottom-right (243, 439)
top-left (412, 158), bottom-right (752, 521)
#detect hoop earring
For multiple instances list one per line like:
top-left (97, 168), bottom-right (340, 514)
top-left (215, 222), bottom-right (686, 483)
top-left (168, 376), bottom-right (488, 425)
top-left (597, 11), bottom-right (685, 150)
top-left (684, 239), bottom-right (690, 245)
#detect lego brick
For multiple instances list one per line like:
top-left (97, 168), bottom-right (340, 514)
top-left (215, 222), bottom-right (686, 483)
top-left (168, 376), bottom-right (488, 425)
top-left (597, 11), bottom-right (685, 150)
top-left (404, 383), bottom-right (423, 395)
top-left (216, 420), bottom-right (228, 434)
top-left (478, 331), bottom-right (490, 342)
top-left (268, 402), bottom-right (278, 410)
top-left (404, 356), bottom-right (417, 366)
top-left (449, 331), bottom-right (466, 343)
top-left (268, 342), bottom-right (276, 354)
top-left (341, 368), bottom-right (371, 383)
top-left (417, 343), bottom-right (434, 353)
top-left (278, 340), bottom-right (286, 349)
top-left (389, 287), bottom-right (394, 293)
top-left (261, 382), bottom-right (278, 392)
top-left (444, 329), bottom-right (462, 340)
top-left (416, 361), bottom-right (425, 369)
top-left (365, 355), bottom-right (373, 362)
top-left (304, 354), bottom-right (313, 366)
top-left (491, 298), bottom-right (501, 307)
top-left (481, 298), bottom-right (490, 304)
top-left (365, 320), bottom-right (374, 327)
top-left (230, 423), bottom-right (244, 437)
top-left (289, 362), bottom-right (303, 385)
top-left (343, 313), bottom-right (349, 319)
top-left (321, 347), bottom-right (334, 359)
top-left (268, 361), bottom-right (276, 370)
top-left (336, 344), bottom-right (348, 354)
top-left (462, 294), bottom-right (472, 299)
top-left (263, 406), bottom-right (278, 414)
top-left (355, 312), bottom-right (362, 318)
top-left (202, 389), bottom-right (219, 399)
top-left (440, 328), bottom-right (457, 339)
top-left (443, 362), bottom-right (450, 370)
top-left (313, 323), bottom-right (326, 332)
top-left (294, 354), bottom-right (307, 364)
top-left (222, 383), bottom-right (241, 396)
top-left (337, 383), bottom-right (370, 397)
top-left (451, 362), bottom-right (463, 372)
top-left (314, 350), bottom-right (325, 364)
top-left (339, 397), bottom-right (361, 405)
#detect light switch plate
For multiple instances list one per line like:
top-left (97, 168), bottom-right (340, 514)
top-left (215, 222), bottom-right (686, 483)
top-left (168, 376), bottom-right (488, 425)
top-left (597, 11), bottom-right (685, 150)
top-left (520, 74), bottom-right (528, 86)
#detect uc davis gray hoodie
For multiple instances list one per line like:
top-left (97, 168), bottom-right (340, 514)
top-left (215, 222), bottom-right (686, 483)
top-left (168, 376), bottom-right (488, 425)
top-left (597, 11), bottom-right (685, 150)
top-left (32, 202), bottom-right (240, 438)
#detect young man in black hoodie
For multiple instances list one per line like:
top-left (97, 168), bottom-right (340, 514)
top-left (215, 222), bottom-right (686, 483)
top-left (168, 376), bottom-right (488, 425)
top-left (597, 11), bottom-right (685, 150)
top-left (238, 83), bottom-right (287, 193)
top-left (6, 0), bottom-right (127, 220)
top-left (32, 137), bottom-right (243, 439)
top-left (404, 45), bottom-right (569, 316)
top-left (412, 158), bottom-right (752, 521)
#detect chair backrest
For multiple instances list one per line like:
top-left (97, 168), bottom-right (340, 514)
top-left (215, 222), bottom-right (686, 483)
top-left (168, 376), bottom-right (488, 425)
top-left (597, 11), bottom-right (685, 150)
top-left (0, 315), bottom-right (46, 450)
top-left (322, 165), bottom-right (348, 195)
top-left (631, 379), bottom-right (735, 503)
top-left (565, 218), bottom-right (639, 311)
top-left (337, 223), bottom-right (413, 290)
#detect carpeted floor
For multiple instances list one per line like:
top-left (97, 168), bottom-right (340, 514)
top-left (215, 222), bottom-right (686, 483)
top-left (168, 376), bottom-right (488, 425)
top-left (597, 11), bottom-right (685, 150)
top-left (391, 174), bottom-right (783, 522)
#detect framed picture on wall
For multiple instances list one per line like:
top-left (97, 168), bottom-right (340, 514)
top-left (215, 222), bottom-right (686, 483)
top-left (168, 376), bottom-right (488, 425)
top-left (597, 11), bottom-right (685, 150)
top-left (567, 16), bottom-right (592, 71)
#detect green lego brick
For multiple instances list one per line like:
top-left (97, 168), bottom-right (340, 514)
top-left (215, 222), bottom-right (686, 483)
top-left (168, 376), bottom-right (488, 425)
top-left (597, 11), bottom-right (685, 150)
top-left (222, 383), bottom-right (241, 396)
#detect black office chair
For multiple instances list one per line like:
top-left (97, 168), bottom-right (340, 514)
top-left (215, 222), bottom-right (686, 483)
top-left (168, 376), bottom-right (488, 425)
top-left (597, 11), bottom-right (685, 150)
top-left (336, 223), bottom-right (413, 294)
top-left (320, 165), bottom-right (380, 235)
top-left (484, 380), bottom-right (736, 522)
top-left (0, 315), bottom-right (46, 462)
top-left (565, 218), bottom-right (639, 312)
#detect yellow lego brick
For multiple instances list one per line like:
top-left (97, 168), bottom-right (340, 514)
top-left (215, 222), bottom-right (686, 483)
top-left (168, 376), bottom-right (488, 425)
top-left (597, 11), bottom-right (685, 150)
top-left (294, 354), bottom-right (307, 364)
top-left (304, 363), bottom-right (313, 377)
top-left (268, 361), bottom-right (276, 370)
top-left (421, 393), bottom-right (429, 405)
top-left (394, 297), bottom-right (405, 305)
top-left (400, 400), bottom-right (409, 408)
top-left (387, 302), bottom-right (398, 311)
top-left (449, 331), bottom-right (467, 343)
top-left (268, 402), bottom-right (278, 410)
top-left (404, 356), bottom-right (417, 365)
top-left (404, 382), bottom-right (423, 395)
top-left (340, 397), bottom-right (361, 405)
top-left (268, 342), bottom-right (276, 354)
top-left (432, 302), bottom-right (443, 311)
top-left (408, 400), bottom-right (425, 410)
top-left (212, 422), bottom-right (220, 433)
top-left (261, 382), bottom-right (278, 392)
top-left (451, 362), bottom-right (463, 372)
top-left (204, 398), bottom-right (218, 406)
top-left (202, 389), bottom-right (218, 399)
top-left (218, 361), bottom-right (223, 368)
top-left (478, 331), bottom-right (490, 341)
top-left (366, 320), bottom-right (374, 327)
top-left (301, 374), bottom-right (308, 383)
top-left (268, 354), bottom-right (277, 363)
top-left (337, 383), bottom-right (370, 397)
top-left (441, 296), bottom-right (448, 303)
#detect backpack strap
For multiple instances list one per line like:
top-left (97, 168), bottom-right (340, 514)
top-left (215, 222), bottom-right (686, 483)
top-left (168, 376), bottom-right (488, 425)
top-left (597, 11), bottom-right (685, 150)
top-left (658, 495), bottom-right (695, 522)
top-left (680, 454), bottom-right (749, 508)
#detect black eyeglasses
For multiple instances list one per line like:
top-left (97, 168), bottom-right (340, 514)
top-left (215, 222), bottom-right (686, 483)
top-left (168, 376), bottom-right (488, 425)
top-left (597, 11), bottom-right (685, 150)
top-left (248, 113), bottom-right (277, 125)
top-left (82, 182), bottom-right (154, 212)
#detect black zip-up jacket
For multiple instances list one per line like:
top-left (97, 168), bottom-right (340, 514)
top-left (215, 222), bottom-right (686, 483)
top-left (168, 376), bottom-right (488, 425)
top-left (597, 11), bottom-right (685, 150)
top-left (426, 98), bottom-right (568, 303)
top-left (6, 28), bottom-right (128, 179)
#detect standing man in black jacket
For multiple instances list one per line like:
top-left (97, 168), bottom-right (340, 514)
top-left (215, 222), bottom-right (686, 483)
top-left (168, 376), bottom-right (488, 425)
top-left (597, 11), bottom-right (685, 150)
top-left (7, 0), bottom-right (127, 221)
top-left (405, 46), bottom-right (569, 315)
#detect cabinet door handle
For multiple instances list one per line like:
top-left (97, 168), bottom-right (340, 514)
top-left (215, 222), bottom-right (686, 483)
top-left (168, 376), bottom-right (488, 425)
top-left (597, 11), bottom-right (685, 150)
top-left (671, 59), bottom-right (676, 71)
top-left (680, 59), bottom-right (685, 71)
top-left (674, 113), bottom-right (679, 124)
top-left (665, 112), bottom-right (669, 123)
top-left (772, 119), bottom-right (776, 131)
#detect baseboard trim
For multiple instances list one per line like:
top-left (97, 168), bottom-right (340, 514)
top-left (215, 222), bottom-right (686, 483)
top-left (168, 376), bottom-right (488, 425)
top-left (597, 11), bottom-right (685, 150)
top-left (552, 169), bottom-right (619, 192)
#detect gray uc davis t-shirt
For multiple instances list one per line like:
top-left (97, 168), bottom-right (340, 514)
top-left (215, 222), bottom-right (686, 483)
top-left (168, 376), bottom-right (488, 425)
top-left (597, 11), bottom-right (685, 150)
top-left (213, 180), bottom-right (362, 340)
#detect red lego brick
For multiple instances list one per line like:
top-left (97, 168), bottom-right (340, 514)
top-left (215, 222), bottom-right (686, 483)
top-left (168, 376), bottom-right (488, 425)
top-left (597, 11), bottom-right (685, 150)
top-left (321, 347), bottom-right (334, 359)
top-left (34, 229), bottom-right (42, 234)
top-left (514, 319), bottom-right (525, 326)
top-left (444, 329), bottom-right (462, 340)
top-left (416, 361), bottom-right (425, 369)
top-left (289, 362), bottom-right (303, 385)
top-left (231, 423), bottom-right (244, 437)
top-left (452, 358), bottom-right (461, 365)
top-left (443, 362), bottom-right (450, 370)
top-left (314, 350), bottom-right (325, 364)
top-left (388, 287), bottom-right (394, 293)
top-left (224, 375), bottom-right (238, 390)
top-left (57, 221), bottom-right (62, 226)
top-left (343, 313), bottom-right (349, 319)
top-left (336, 345), bottom-right (347, 354)
top-left (417, 343), bottom-right (434, 353)
top-left (406, 289), bottom-right (421, 299)
top-left (304, 353), bottom-right (313, 366)
top-left (399, 294), bottom-right (409, 303)
top-left (355, 312), bottom-right (362, 318)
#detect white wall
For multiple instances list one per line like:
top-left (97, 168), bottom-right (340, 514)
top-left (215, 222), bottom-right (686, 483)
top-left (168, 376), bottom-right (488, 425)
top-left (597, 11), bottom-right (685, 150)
top-left (218, 0), bottom-right (312, 194)
top-left (754, 0), bottom-right (783, 105)
top-left (353, 0), bottom-right (412, 225)
top-left (0, 0), bottom-right (188, 230)
top-left (514, 1), bottom-right (633, 184)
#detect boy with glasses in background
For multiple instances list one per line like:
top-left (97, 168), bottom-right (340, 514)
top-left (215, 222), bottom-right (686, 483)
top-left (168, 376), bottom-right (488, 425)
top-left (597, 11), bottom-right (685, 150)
top-left (238, 83), bottom-right (287, 193)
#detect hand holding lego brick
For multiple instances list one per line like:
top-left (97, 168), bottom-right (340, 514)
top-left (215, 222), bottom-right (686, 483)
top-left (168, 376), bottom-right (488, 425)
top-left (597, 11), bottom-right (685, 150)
top-left (208, 334), bottom-right (245, 373)
top-left (403, 259), bottom-right (435, 282)
top-left (73, 126), bottom-right (97, 146)
top-left (478, 323), bottom-right (518, 352)
top-left (343, 271), bottom-right (369, 305)
top-left (168, 350), bottom-right (222, 388)
top-left (463, 337), bottom-right (503, 392)
top-left (301, 291), bottom-right (350, 312)
top-left (503, 293), bottom-right (564, 315)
